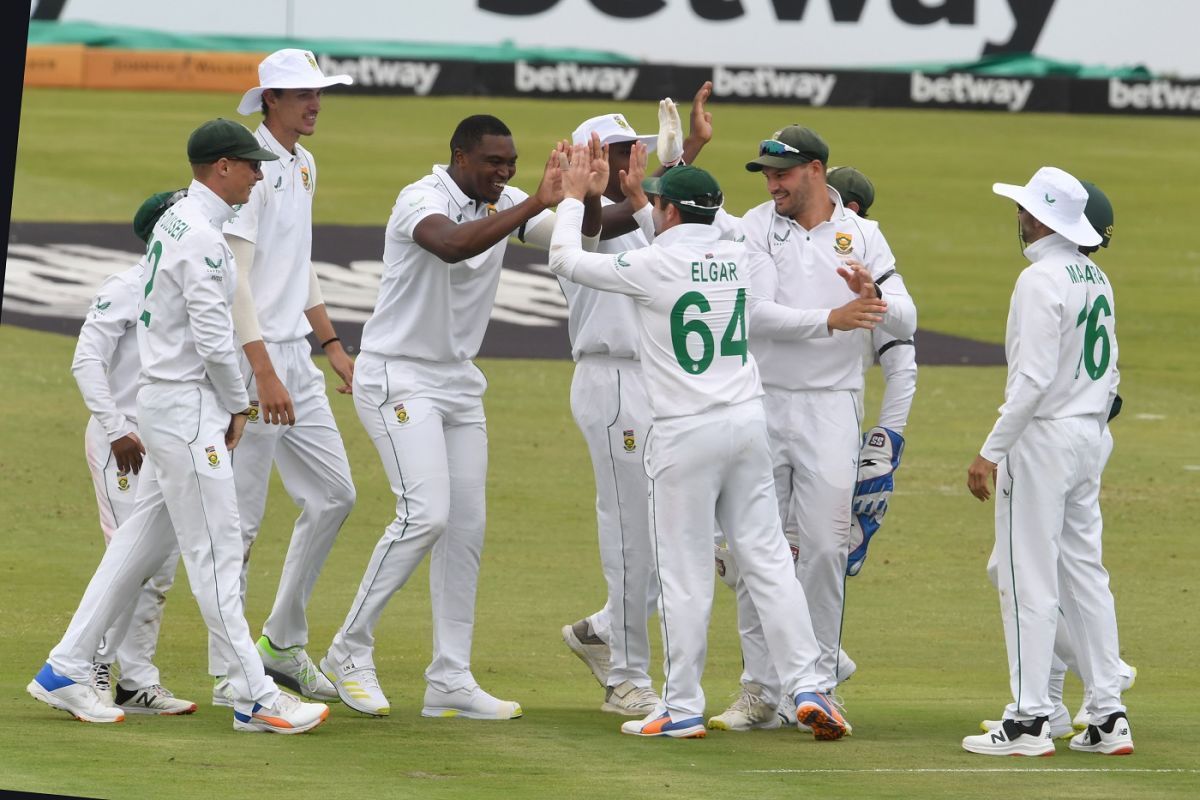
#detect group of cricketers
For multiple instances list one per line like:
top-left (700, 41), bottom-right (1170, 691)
top-left (26, 47), bottom-right (1135, 754)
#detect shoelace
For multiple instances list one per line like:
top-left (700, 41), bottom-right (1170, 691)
top-left (146, 684), bottom-right (175, 699)
top-left (91, 663), bottom-right (112, 693)
top-left (356, 669), bottom-right (382, 692)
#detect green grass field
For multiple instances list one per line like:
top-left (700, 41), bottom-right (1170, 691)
top-left (4, 88), bottom-right (1199, 799)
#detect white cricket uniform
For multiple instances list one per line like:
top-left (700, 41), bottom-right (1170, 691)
top-left (559, 198), bottom-right (659, 689)
top-left (216, 124), bottom-right (355, 671)
top-left (980, 233), bottom-right (1123, 724)
top-left (48, 180), bottom-right (280, 715)
top-left (550, 198), bottom-right (826, 721)
top-left (72, 264), bottom-right (180, 689)
top-left (324, 165), bottom-right (553, 693)
top-left (735, 188), bottom-right (917, 692)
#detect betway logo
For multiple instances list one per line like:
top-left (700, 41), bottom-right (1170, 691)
top-left (911, 71), bottom-right (1033, 112)
top-left (514, 61), bottom-right (638, 100)
top-left (318, 55), bottom-right (439, 95)
top-left (713, 66), bottom-right (836, 105)
top-left (1109, 78), bottom-right (1200, 111)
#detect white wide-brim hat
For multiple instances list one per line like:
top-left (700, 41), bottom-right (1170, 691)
top-left (237, 49), bottom-right (353, 115)
top-left (572, 113), bottom-right (657, 147)
top-left (992, 166), bottom-right (1102, 247)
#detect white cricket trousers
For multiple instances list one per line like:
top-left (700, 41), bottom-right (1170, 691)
top-left (571, 356), bottom-right (658, 689)
top-left (749, 387), bottom-right (859, 691)
top-left (84, 416), bottom-right (179, 688)
top-left (326, 354), bottom-right (488, 692)
top-left (49, 384), bottom-right (279, 714)
top-left (993, 415), bottom-right (1125, 722)
top-left (207, 339), bottom-right (355, 673)
top-left (647, 399), bottom-right (823, 721)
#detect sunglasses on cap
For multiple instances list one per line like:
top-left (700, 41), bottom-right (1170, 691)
top-left (151, 189), bottom-right (188, 218)
top-left (674, 192), bottom-right (724, 212)
top-left (758, 139), bottom-right (821, 161)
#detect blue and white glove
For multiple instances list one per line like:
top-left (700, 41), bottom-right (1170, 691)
top-left (657, 97), bottom-right (684, 167)
top-left (847, 426), bottom-right (904, 576)
top-left (846, 515), bottom-right (879, 577)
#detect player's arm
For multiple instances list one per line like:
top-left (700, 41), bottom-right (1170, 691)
top-left (303, 266), bottom-right (353, 395)
top-left (181, 238), bottom-right (251, 417)
top-left (71, 275), bottom-right (145, 473)
top-left (518, 134), bottom-right (608, 249)
top-left (747, 249), bottom-right (885, 339)
top-left (227, 234), bottom-right (294, 425)
top-left (843, 229), bottom-right (917, 339)
top-left (874, 331), bottom-right (917, 432)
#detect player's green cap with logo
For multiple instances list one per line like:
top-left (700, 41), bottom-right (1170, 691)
top-left (827, 166), bottom-right (875, 216)
top-left (187, 118), bottom-right (280, 165)
top-left (133, 188), bottom-right (188, 244)
top-left (746, 125), bottom-right (829, 172)
top-left (642, 165), bottom-right (724, 216)
top-left (1079, 180), bottom-right (1113, 248)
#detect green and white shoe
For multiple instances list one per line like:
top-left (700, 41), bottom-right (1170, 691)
top-left (257, 636), bottom-right (338, 702)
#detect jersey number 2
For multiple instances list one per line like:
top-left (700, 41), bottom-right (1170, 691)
top-left (139, 239), bottom-right (164, 328)
top-left (670, 288), bottom-right (747, 375)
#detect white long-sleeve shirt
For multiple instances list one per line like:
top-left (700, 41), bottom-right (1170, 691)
top-left (980, 233), bottom-right (1119, 462)
top-left (137, 179), bottom-right (249, 415)
top-left (71, 264), bottom-right (144, 441)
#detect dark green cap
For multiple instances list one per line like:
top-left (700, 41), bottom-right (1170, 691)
top-left (187, 118), bottom-right (279, 165)
top-left (826, 166), bottom-right (875, 216)
top-left (133, 188), bottom-right (188, 244)
top-left (1079, 180), bottom-right (1113, 248)
top-left (642, 165), bottom-right (724, 216)
top-left (745, 125), bottom-right (829, 172)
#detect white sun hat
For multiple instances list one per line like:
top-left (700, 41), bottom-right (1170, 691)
top-left (572, 113), bottom-right (657, 147)
top-left (992, 166), bottom-right (1102, 247)
top-left (237, 49), bottom-right (353, 115)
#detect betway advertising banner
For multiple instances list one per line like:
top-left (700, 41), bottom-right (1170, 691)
top-left (52, 0), bottom-right (1200, 78)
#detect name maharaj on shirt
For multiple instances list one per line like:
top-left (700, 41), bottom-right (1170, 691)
top-left (1064, 263), bottom-right (1107, 285)
top-left (691, 259), bottom-right (738, 283)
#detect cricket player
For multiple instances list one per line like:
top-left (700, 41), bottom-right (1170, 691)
top-left (29, 119), bottom-right (330, 734)
top-left (209, 48), bottom-right (357, 705)
top-left (558, 87), bottom-right (714, 717)
top-left (962, 166), bottom-right (1130, 756)
top-left (320, 116), bottom-right (592, 719)
top-left (550, 146), bottom-right (883, 739)
top-left (976, 178), bottom-right (1136, 748)
top-left (70, 189), bottom-right (193, 716)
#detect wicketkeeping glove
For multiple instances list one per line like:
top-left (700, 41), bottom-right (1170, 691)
top-left (852, 426), bottom-right (904, 519)
top-left (657, 98), bottom-right (684, 167)
top-left (846, 514), bottom-right (878, 577)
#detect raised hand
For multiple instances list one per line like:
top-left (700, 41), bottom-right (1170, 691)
top-left (619, 141), bottom-right (650, 209)
top-left (585, 131), bottom-right (610, 198)
top-left (689, 80), bottom-right (714, 146)
top-left (837, 258), bottom-right (875, 298)
top-left (536, 141), bottom-right (567, 208)
top-left (657, 98), bottom-right (684, 167)
top-left (561, 143), bottom-right (594, 202)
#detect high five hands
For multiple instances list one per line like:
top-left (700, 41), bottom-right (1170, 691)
top-left (560, 135), bottom-right (610, 203)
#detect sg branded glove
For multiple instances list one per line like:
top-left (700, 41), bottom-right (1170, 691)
top-left (852, 426), bottom-right (905, 520)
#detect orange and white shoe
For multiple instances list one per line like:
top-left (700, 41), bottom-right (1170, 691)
top-left (621, 710), bottom-right (706, 738)
top-left (233, 691), bottom-right (329, 734)
top-left (795, 691), bottom-right (851, 740)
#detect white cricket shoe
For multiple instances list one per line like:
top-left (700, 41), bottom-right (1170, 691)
top-left (256, 636), bottom-right (338, 702)
top-left (982, 703), bottom-right (1074, 740)
top-left (212, 676), bottom-right (234, 708)
top-left (1074, 664), bottom-right (1137, 729)
top-left (1069, 711), bottom-right (1134, 755)
top-left (319, 655), bottom-right (390, 716)
top-left (601, 681), bottom-right (660, 716)
top-left (233, 691), bottom-right (330, 734)
top-left (835, 649), bottom-right (857, 685)
top-left (115, 684), bottom-right (198, 716)
top-left (621, 709), bottom-right (705, 738)
top-left (28, 663), bottom-right (125, 723)
top-left (422, 684), bottom-right (523, 720)
top-left (963, 717), bottom-right (1055, 756)
top-left (708, 683), bottom-right (782, 731)
top-left (561, 619), bottom-right (611, 687)
top-left (795, 691), bottom-right (852, 740)
top-left (91, 661), bottom-right (115, 707)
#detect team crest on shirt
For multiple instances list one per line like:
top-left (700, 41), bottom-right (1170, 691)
top-left (623, 429), bottom-right (637, 453)
top-left (487, 204), bottom-right (497, 216)
top-left (394, 404), bottom-right (410, 424)
top-left (248, 401), bottom-right (260, 423)
top-left (205, 445), bottom-right (220, 469)
top-left (116, 469), bottom-right (130, 492)
top-left (299, 165), bottom-right (312, 193)
top-left (833, 232), bottom-right (854, 255)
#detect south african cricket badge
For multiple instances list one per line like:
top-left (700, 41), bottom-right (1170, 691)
top-left (395, 404), bottom-right (409, 424)
top-left (623, 429), bottom-right (637, 453)
top-left (300, 165), bottom-right (312, 192)
top-left (116, 469), bottom-right (130, 492)
top-left (248, 401), bottom-right (260, 423)
top-left (833, 232), bottom-right (854, 255)
top-left (205, 445), bottom-right (220, 469)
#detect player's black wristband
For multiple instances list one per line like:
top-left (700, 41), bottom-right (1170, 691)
top-left (320, 336), bottom-right (340, 349)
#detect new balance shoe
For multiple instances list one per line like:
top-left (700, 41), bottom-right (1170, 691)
top-left (1074, 664), bottom-right (1138, 730)
top-left (319, 655), bottom-right (390, 716)
top-left (256, 636), bottom-right (339, 702)
top-left (621, 710), bottom-right (705, 738)
top-left (795, 691), bottom-right (851, 740)
top-left (601, 681), bottom-right (660, 716)
top-left (91, 661), bottom-right (115, 707)
top-left (982, 703), bottom-right (1074, 740)
top-left (1069, 711), bottom-right (1134, 755)
top-left (708, 683), bottom-right (781, 731)
top-left (28, 663), bottom-right (125, 723)
top-left (212, 676), bottom-right (234, 708)
top-left (422, 685), bottom-right (522, 720)
top-left (233, 691), bottom-right (330, 734)
top-left (561, 619), bottom-right (611, 687)
top-left (115, 684), bottom-right (198, 716)
top-left (963, 717), bottom-right (1055, 756)
top-left (775, 697), bottom-right (809, 731)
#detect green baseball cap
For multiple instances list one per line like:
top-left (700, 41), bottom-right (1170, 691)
top-left (642, 165), bottom-right (724, 216)
top-left (1079, 180), bottom-right (1113, 248)
top-left (745, 125), bottom-right (829, 172)
top-left (827, 166), bottom-right (875, 216)
top-left (132, 188), bottom-right (188, 244)
top-left (187, 118), bottom-right (279, 165)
